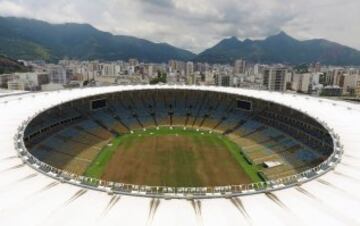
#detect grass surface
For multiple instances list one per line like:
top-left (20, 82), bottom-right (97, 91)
top-left (221, 137), bottom-right (263, 182)
top-left (84, 127), bottom-right (263, 186)
top-left (83, 136), bottom-right (123, 178)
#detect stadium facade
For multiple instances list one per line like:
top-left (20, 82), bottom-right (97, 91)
top-left (0, 85), bottom-right (359, 226)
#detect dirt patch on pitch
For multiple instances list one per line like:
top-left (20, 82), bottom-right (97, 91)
top-left (101, 134), bottom-right (251, 187)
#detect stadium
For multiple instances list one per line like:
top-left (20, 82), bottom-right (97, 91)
top-left (1, 85), bottom-right (359, 226)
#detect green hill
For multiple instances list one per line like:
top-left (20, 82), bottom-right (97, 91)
top-left (195, 32), bottom-right (360, 65)
top-left (2, 16), bottom-right (360, 66)
top-left (0, 17), bottom-right (195, 63)
top-left (0, 55), bottom-right (30, 74)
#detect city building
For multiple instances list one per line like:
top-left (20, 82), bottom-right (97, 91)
top-left (7, 80), bottom-right (25, 90)
top-left (292, 73), bottom-right (311, 93)
top-left (355, 80), bottom-right (360, 97)
top-left (234, 59), bottom-right (246, 74)
top-left (0, 74), bottom-right (12, 88)
top-left (6, 72), bottom-right (50, 91)
top-left (47, 65), bottom-right (67, 84)
top-left (341, 73), bottom-right (359, 96)
top-left (263, 67), bottom-right (288, 91)
top-left (186, 61), bottom-right (194, 77)
top-left (321, 85), bottom-right (342, 96)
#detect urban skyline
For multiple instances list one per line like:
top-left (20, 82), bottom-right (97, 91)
top-left (2, 57), bottom-right (360, 100)
top-left (1, 0), bottom-right (360, 98)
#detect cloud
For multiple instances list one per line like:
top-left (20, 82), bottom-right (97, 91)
top-left (0, 1), bottom-right (26, 16)
top-left (0, 0), bottom-right (359, 53)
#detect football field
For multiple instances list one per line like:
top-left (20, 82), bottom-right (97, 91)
top-left (84, 127), bottom-right (262, 187)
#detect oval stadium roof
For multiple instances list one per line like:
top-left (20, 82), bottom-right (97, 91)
top-left (0, 85), bottom-right (359, 226)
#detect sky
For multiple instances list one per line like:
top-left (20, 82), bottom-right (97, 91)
top-left (0, 0), bottom-right (359, 53)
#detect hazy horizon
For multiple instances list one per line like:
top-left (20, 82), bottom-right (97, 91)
top-left (0, 0), bottom-right (359, 53)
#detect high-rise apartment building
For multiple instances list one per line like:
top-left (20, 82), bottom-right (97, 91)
top-left (47, 65), bottom-right (67, 84)
top-left (263, 67), bottom-right (288, 91)
top-left (234, 59), bottom-right (246, 74)
top-left (292, 73), bottom-right (311, 93)
top-left (186, 61), bottom-right (194, 76)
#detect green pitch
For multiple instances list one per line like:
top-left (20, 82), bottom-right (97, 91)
top-left (84, 127), bottom-right (263, 187)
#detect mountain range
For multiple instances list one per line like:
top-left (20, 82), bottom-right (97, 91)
top-left (0, 17), bottom-right (195, 63)
top-left (195, 32), bottom-right (360, 65)
top-left (0, 55), bottom-right (29, 74)
top-left (1, 16), bottom-right (360, 65)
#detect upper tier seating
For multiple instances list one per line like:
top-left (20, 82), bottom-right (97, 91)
top-left (24, 89), bottom-right (333, 181)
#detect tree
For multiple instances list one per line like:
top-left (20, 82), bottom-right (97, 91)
top-left (150, 71), bottom-right (167, 84)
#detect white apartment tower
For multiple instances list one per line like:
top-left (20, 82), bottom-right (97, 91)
top-left (234, 59), bottom-right (246, 74)
top-left (292, 73), bottom-right (311, 93)
top-left (186, 61), bottom-right (194, 76)
top-left (47, 65), bottom-right (67, 84)
top-left (263, 67), bottom-right (288, 91)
